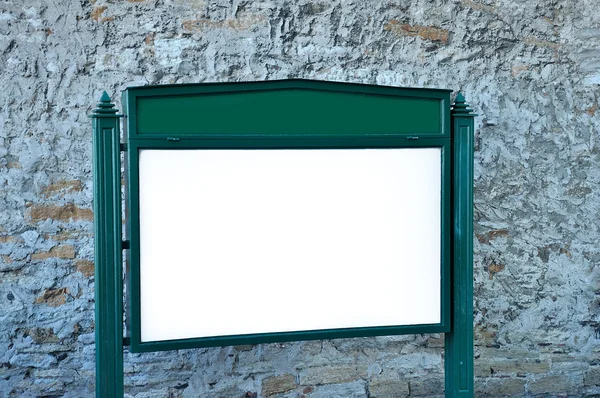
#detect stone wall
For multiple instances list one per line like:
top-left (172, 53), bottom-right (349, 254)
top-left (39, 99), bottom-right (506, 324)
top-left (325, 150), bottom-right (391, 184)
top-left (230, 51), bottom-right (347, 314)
top-left (1, 0), bottom-right (599, 396)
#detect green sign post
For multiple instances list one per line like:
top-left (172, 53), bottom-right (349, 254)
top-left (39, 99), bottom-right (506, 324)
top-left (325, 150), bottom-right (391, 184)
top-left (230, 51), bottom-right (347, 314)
top-left (91, 79), bottom-right (475, 397)
top-left (445, 94), bottom-right (476, 397)
top-left (91, 92), bottom-right (124, 397)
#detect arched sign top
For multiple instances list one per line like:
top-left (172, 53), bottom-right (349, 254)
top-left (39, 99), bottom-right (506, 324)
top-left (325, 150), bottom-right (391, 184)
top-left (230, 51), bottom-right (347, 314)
top-left (123, 79), bottom-right (451, 138)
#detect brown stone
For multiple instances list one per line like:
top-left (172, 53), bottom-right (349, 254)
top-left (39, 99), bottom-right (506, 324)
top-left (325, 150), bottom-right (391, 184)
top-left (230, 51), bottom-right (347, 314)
top-left (31, 245), bottom-right (76, 261)
top-left (41, 180), bottom-right (83, 197)
top-left (475, 359), bottom-right (549, 377)
top-left (511, 65), bottom-right (530, 77)
top-left (144, 33), bottom-right (154, 45)
top-left (488, 229), bottom-right (510, 241)
top-left (261, 374), bottom-right (297, 396)
top-left (476, 233), bottom-right (487, 243)
top-left (29, 203), bottom-right (93, 223)
top-left (182, 15), bottom-right (265, 32)
top-left (301, 365), bottom-right (367, 385)
top-left (477, 347), bottom-right (543, 360)
top-left (91, 6), bottom-right (108, 21)
top-left (384, 20), bottom-right (449, 43)
top-left (523, 36), bottom-right (559, 50)
top-left (35, 288), bottom-right (69, 307)
top-left (75, 259), bottom-right (94, 277)
top-left (475, 377), bottom-right (525, 396)
top-left (586, 101), bottom-right (598, 117)
top-left (26, 327), bottom-right (59, 344)
top-left (369, 376), bottom-right (409, 397)
top-left (44, 231), bottom-right (90, 242)
top-left (487, 261), bottom-right (505, 279)
top-left (0, 235), bottom-right (19, 243)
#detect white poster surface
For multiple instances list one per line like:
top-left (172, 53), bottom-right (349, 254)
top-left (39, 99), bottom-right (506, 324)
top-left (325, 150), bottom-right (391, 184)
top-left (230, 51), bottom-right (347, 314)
top-left (138, 148), bottom-right (441, 342)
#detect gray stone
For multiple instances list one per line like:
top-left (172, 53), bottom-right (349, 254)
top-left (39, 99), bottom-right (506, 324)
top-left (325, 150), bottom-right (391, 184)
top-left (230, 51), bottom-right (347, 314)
top-left (528, 374), bottom-right (581, 395)
top-left (409, 376), bottom-right (444, 396)
top-left (585, 367), bottom-right (600, 387)
top-left (1, 0), bottom-right (600, 396)
top-left (9, 353), bottom-right (57, 368)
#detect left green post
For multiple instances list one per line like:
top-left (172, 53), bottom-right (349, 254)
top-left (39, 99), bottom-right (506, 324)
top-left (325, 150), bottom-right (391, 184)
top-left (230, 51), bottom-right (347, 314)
top-left (92, 92), bottom-right (124, 397)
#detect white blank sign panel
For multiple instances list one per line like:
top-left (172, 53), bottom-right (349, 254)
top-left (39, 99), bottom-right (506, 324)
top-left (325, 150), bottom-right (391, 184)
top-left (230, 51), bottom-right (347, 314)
top-left (138, 148), bottom-right (441, 343)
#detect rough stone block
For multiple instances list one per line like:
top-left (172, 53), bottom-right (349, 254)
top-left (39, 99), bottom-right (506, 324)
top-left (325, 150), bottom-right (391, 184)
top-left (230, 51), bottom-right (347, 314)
top-left (475, 359), bottom-right (549, 377)
top-left (305, 381), bottom-right (367, 398)
top-left (383, 20), bottom-right (449, 43)
top-left (475, 377), bottom-right (526, 396)
top-left (585, 367), bottom-right (600, 386)
top-left (261, 374), bottom-right (297, 396)
top-left (29, 203), bottom-right (93, 223)
top-left (300, 365), bottom-right (367, 386)
top-left (75, 259), bottom-right (94, 277)
top-left (409, 376), bottom-right (444, 396)
top-left (368, 376), bottom-right (409, 398)
top-left (528, 374), bottom-right (580, 394)
top-left (9, 353), bottom-right (57, 369)
top-left (41, 179), bottom-right (83, 197)
top-left (31, 244), bottom-right (75, 260)
top-left (34, 287), bottom-right (70, 307)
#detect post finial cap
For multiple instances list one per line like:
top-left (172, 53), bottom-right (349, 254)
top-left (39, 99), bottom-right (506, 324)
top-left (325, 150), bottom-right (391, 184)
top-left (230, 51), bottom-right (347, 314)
top-left (93, 91), bottom-right (118, 116)
top-left (452, 92), bottom-right (475, 115)
top-left (100, 91), bottom-right (111, 103)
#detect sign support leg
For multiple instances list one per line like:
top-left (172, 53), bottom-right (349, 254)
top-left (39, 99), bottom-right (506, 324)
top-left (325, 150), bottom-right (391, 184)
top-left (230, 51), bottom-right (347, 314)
top-left (92, 92), bottom-right (124, 398)
top-left (445, 94), bottom-right (476, 397)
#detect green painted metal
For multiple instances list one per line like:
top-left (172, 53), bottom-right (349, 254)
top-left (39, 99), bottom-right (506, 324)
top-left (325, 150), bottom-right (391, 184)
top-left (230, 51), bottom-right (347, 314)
top-left (92, 92), bottom-right (124, 398)
top-left (126, 138), bottom-right (452, 353)
top-left (136, 90), bottom-right (442, 136)
top-left (122, 80), bottom-right (453, 354)
top-left (92, 80), bottom-right (475, 397)
top-left (126, 79), bottom-right (450, 139)
top-left (445, 93), bottom-right (476, 397)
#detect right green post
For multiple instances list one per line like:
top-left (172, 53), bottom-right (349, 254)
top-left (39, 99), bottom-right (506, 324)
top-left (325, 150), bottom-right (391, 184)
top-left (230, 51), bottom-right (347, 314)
top-left (445, 93), bottom-right (476, 397)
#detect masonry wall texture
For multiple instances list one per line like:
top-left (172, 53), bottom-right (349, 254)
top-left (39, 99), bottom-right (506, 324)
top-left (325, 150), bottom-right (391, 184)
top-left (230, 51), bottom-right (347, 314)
top-left (0, 0), bottom-right (599, 396)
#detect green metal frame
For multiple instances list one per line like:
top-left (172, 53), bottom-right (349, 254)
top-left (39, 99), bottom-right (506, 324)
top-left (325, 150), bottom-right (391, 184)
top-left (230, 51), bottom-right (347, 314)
top-left (91, 93), bottom-right (124, 398)
top-left (126, 138), bottom-right (451, 352)
top-left (92, 79), bottom-right (475, 397)
top-left (124, 79), bottom-right (452, 353)
top-left (445, 94), bottom-right (476, 397)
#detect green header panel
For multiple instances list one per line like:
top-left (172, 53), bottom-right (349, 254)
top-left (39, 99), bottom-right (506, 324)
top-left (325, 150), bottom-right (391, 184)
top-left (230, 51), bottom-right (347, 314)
top-left (124, 79), bottom-right (450, 138)
top-left (136, 89), bottom-right (441, 136)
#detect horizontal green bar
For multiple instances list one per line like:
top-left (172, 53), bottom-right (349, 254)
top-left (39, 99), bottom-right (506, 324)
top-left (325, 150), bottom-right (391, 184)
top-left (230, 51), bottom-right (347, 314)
top-left (135, 89), bottom-right (444, 136)
top-left (128, 136), bottom-right (449, 149)
top-left (131, 323), bottom-right (448, 353)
